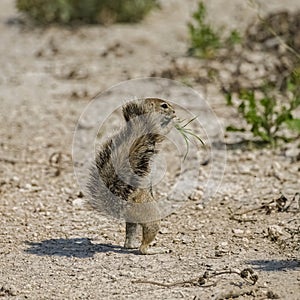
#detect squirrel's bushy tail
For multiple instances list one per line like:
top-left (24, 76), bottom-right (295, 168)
top-left (86, 100), bottom-right (168, 219)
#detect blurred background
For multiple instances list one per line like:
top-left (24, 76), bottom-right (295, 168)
top-left (0, 1), bottom-right (299, 299)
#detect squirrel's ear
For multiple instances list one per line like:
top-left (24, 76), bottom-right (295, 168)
top-left (122, 101), bottom-right (147, 122)
top-left (122, 104), bottom-right (131, 122)
top-left (122, 102), bottom-right (140, 122)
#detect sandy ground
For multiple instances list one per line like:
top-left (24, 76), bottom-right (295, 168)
top-left (0, 0), bottom-right (300, 299)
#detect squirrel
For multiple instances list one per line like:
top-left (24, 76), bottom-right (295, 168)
top-left (87, 98), bottom-right (176, 254)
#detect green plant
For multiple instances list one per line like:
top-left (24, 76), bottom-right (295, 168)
top-left (226, 70), bottom-right (300, 145)
top-left (188, 2), bottom-right (221, 58)
top-left (188, 2), bottom-right (241, 58)
top-left (226, 29), bottom-right (242, 46)
top-left (175, 116), bottom-right (205, 160)
top-left (16, 0), bottom-right (158, 24)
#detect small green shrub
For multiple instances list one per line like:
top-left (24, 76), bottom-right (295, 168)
top-left (188, 2), bottom-right (221, 58)
top-left (226, 29), bottom-right (242, 47)
top-left (16, 0), bottom-right (158, 24)
top-left (188, 2), bottom-right (241, 58)
top-left (226, 70), bottom-right (300, 145)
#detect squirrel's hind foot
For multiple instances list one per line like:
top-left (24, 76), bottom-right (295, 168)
top-left (124, 223), bottom-right (140, 249)
top-left (124, 239), bottom-right (140, 249)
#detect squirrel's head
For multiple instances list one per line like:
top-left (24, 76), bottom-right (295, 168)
top-left (123, 98), bottom-right (176, 129)
top-left (143, 98), bottom-right (176, 129)
top-left (143, 98), bottom-right (175, 117)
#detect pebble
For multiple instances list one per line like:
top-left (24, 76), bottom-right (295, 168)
top-left (109, 275), bottom-right (117, 281)
top-left (24, 183), bottom-right (41, 192)
top-left (12, 176), bottom-right (19, 182)
top-left (25, 183), bottom-right (32, 189)
top-left (159, 227), bottom-right (169, 234)
top-left (188, 190), bottom-right (202, 201)
top-left (251, 164), bottom-right (260, 172)
top-left (240, 62), bottom-right (254, 75)
top-left (220, 241), bottom-right (228, 247)
top-left (267, 225), bottom-right (288, 241)
top-left (233, 149), bottom-right (242, 156)
top-left (31, 179), bottom-right (39, 186)
top-left (285, 147), bottom-right (300, 159)
top-left (272, 161), bottom-right (282, 171)
top-left (238, 165), bottom-right (252, 175)
top-left (35, 202), bottom-right (45, 212)
top-left (62, 188), bottom-right (72, 194)
top-left (246, 52), bottom-right (264, 64)
top-left (242, 237), bottom-right (249, 243)
top-left (219, 69), bottom-right (231, 82)
top-left (232, 228), bottom-right (244, 237)
top-left (246, 152), bottom-right (256, 161)
top-left (0, 285), bottom-right (18, 296)
top-left (72, 198), bottom-right (85, 208)
top-left (196, 204), bottom-right (204, 210)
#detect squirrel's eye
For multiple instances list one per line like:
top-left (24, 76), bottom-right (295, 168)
top-left (161, 103), bottom-right (168, 109)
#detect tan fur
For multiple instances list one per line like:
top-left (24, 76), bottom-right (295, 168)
top-left (87, 98), bottom-right (175, 254)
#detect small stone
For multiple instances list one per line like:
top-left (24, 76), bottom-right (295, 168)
top-left (242, 237), bottom-right (249, 244)
top-left (159, 227), bottom-right (169, 234)
top-left (245, 152), bottom-right (256, 160)
top-left (234, 149), bottom-right (242, 156)
top-left (266, 290), bottom-right (280, 299)
top-left (232, 228), bottom-right (244, 236)
top-left (272, 161), bottom-right (281, 170)
top-left (25, 183), bottom-right (32, 189)
top-left (239, 165), bottom-right (251, 175)
top-left (267, 225), bottom-right (288, 241)
top-left (251, 164), bottom-right (260, 172)
top-left (0, 285), bottom-right (18, 296)
top-left (188, 191), bottom-right (202, 201)
top-left (12, 176), bottom-right (19, 182)
top-left (240, 62), bottom-right (254, 74)
top-left (109, 275), bottom-right (117, 281)
top-left (31, 179), bottom-right (39, 186)
top-left (62, 188), bottom-right (72, 194)
top-left (285, 147), bottom-right (300, 159)
top-left (35, 202), bottom-right (45, 212)
top-left (196, 204), bottom-right (204, 210)
top-left (220, 241), bottom-right (228, 247)
top-left (72, 198), bottom-right (85, 207)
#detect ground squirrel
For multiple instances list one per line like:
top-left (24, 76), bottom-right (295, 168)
top-left (87, 98), bottom-right (176, 254)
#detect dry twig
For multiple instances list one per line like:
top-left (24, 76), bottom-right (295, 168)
top-left (230, 194), bottom-right (299, 222)
top-left (132, 267), bottom-right (258, 288)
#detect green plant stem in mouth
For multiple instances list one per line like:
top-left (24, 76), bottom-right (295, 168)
top-left (175, 116), bottom-right (205, 160)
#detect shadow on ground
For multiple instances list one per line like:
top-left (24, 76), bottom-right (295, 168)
top-left (248, 259), bottom-right (300, 271)
top-left (24, 238), bottom-right (138, 258)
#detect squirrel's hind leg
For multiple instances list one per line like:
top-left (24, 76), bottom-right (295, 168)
top-left (124, 222), bottom-right (140, 249)
top-left (139, 221), bottom-right (169, 255)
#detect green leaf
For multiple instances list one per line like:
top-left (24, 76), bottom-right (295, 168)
top-left (260, 97), bottom-right (275, 116)
top-left (275, 109), bottom-right (292, 126)
top-left (285, 118), bottom-right (300, 132)
top-left (238, 101), bottom-right (245, 114)
top-left (225, 93), bottom-right (233, 106)
top-left (227, 29), bottom-right (242, 45)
